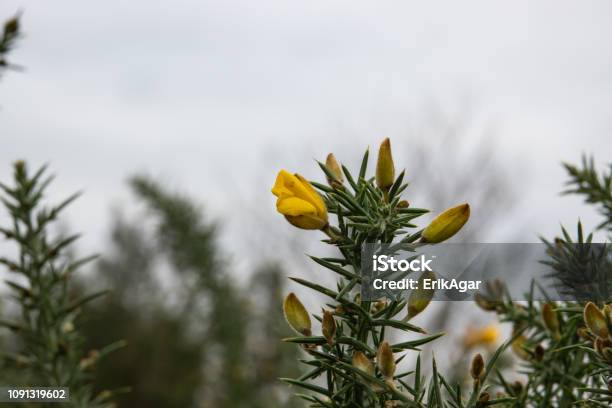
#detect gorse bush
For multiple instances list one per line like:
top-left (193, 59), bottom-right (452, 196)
top-left (272, 139), bottom-right (515, 407)
top-left (0, 162), bottom-right (125, 407)
top-left (272, 142), bottom-right (611, 408)
top-left (474, 157), bottom-right (612, 407)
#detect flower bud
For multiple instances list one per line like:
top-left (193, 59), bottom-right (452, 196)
top-left (407, 270), bottom-right (436, 320)
top-left (272, 170), bottom-right (328, 230)
top-left (397, 200), bottom-right (409, 208)
top-left (325, 153), bottom-right (344, 185)
top-left (352, 351), bottom-right (374, 376)
top-left (477, 392), bottom-right (490, 407)
top-left (512, 335), bottom-right (531, 361)
top-left (577, 327), bottom-right (592, 341)
top-left (14, 160), bottom-right (25, 174)
top-left (377, 341), bottom-right (396, 379)
top-left (584, 302), bottom-right (609, 339)
top-left (541, 303), bottom-right (560, 340)
top-left (470, 353), bottom-right (484, 380)
top-left (375, 138), bottom-right (395, 191)
top-left (321, 310), bottom-right (336, 345)
top-left (62, 321), bottom-right (75, 333)
top-left (534, 344), bottom-right (545, 361)
top-left (511, 381), bottom-right (523, 396)
top-left (79, 350), bottom-right (100, 370)
top-left (421, 203), bottom-right (470, 243)
top-left (283, 293), bottom-right (312, 336)
top-left (3, 17), bottom-right (18, 36)
top-left (474, 293), bottom-right (496, 312)
top-left (373, 299), bottom-right (387, 313)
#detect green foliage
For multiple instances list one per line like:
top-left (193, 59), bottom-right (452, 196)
top-left (476, 157), bottom-right (612, 407)
top-left (563, 156), bottom-right (612, 231)
top-left (278, 144), bottom-right (509, 407)
top-left (0, 162), bottom-right (122, 407)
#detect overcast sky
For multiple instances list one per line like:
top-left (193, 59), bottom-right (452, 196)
top-left (1, 1), bottom-right (611, 260)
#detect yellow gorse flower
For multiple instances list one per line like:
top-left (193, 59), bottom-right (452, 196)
top-left (272, 170), bottom-right (328, 230)
top-left (463, 324), bottom-right (500, 349)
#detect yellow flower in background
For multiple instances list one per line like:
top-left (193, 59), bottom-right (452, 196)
top-left (272, 170), bottom-right (328, 230)
top-left (463, 324), bottom-right (500, 349)
top-left (421, 203), bottom-right (470, 243)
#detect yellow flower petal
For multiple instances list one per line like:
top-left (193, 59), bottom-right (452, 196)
top-left (294, 174), bottom-right (327, 219)
top-left (277, 197), bottom-right (317, 217)
top-left (271, 170), bottom-right (296, 198)
top-left (271, 169), bottom-right (328, 230)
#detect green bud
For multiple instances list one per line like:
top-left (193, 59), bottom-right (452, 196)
top-left (397, 200), bottom-right (409, 208)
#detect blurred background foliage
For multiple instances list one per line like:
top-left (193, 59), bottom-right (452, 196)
top-left (79, 176), bottom-right (303, 407)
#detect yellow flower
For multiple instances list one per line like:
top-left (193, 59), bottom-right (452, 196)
top-left (463, 324), bottom-right (499, 349)
top-left (421, 203), bottom-right (470, 243)
top-left (272, 170), bottom-right (328, 230)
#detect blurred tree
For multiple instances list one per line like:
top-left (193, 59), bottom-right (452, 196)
top-left (0, 14), bottom-right (20, 80)
top-left (81, 176), bottom-right (301, 407)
